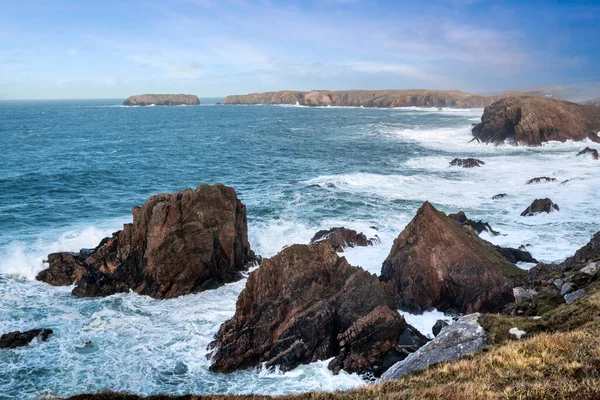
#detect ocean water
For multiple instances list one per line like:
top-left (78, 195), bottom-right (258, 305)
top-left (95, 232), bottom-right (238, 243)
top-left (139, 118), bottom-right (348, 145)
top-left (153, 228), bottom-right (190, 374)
top-left (0, 99), bottom-right (599, 399)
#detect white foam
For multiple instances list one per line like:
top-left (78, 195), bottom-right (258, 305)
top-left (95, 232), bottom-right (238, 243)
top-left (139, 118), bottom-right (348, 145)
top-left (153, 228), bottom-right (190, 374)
top-left (402, 309), bottom-right (452, 339)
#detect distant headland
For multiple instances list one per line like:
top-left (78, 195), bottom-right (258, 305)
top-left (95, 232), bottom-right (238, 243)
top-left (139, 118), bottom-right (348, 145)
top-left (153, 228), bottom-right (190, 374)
top-left (123, 94), bottom-right (200, 106)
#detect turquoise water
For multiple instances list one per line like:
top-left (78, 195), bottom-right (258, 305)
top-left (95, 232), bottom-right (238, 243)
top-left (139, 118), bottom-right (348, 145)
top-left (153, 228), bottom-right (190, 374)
top-left (1, 99), bottom-right (599, 399)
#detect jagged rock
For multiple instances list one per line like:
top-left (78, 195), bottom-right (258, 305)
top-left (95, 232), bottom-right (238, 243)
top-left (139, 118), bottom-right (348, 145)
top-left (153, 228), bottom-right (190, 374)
top-left (382, 314), bottom-right (486, 380)
top-left (123, 94), bottom-right (200, 106)
top-left (521, 198), bottom-right (560, 216)
top-left (448, 211), bottom-right (499, 236)
top-left (472, 96), bottom-right (600, 145)
top-left (0, 329), bottom-right (53, 349)
top-left (526, 177), bottom-right (557, 185)
top-left (581, 262), bottom-right (600, 277)
top-left (449, 158), bottom-right (485, 168)
top-left (492, 193), bottom-right (507, 200)
top-left (310, 227), bottom-right (379, 252)
top-left (208, 243), bottom-right (422, 375)
top-left (564, 289), bottom-right (585, 304)
top-left (560, 282), bottom-right (574, 295)
top-left (493, 246), bottom-right (538, 264)
top-left (513, 287), bottom-right (538, 303)
top-left (381, 202), bottom-right (525, 314)
top-left (432, 320), bottom-right (449, 337)
top-left (562, 232), bottom-right (600, 268)
top-left (576, 147), bottom-right (599, 160)
top-left (37, 184), bottom-right (257, 299)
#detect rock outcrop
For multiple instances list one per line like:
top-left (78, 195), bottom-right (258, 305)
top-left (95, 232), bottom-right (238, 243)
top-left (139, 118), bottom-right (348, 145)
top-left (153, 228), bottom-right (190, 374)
top-left (224, 90), bottom-right (499, 108)
top-left (123, 94), bottom-right (200, 106)
top-left (309, 227), bottom-right (379, 252)
top-left (521, 198), bottom-right (560, 216)
top-left (448, 210), bottom-right (499, 236)
top-left (526, 177), bottom-right (557, 185)
top-left (208, 243), bottom-right (424, 375)
top-left (0, 329), bottom-right (53, 349)
top-left (382, 314), bottom-right (486, 380)
top-left (381, 202), bottom-right (525, 314)
top-left (449, 158), bottom-right (485, 168)
top-left (577, 147), bottom-right (599, 160)
top-left (37, 184), bottom-right (257, 299)
top-left (472, 96), bottom-right (600, 145)
top-left (493, 246), bottom-right (538, 264)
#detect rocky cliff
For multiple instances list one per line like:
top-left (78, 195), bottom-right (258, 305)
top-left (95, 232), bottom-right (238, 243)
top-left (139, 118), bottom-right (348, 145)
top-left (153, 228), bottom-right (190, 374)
top-left (224, 90), bottom-right (498, 108)
top-left (123, 94), bottom-right (200, 106)
top-left (472, 96), bottom-right (600, 145)
top-left (37, 184), bottom-right (257, 299)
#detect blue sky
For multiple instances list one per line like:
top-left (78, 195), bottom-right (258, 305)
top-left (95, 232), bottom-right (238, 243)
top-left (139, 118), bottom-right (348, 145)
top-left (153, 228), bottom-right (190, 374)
top-left (1, 0), bottom-right (599, 99)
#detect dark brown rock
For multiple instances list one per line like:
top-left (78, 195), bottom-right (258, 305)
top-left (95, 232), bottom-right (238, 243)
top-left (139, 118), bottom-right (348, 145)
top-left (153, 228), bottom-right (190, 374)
top-left (576, 147), bottom-right (599, 160)
top-left (0, 329), bottom-right (53, 349)
top-left (492, 193), bottom-right (507, 200)
top-left (493, 246), bottom-right (538, 264)
top-left (37, 184), bottom-right (257, 299)
top-left (521, 198), bottom-right (560, 216)
top-left (208, 242), bottom-right (420, 375)
top-left (432, 320), bottom-right (450, 337)
top-left (448, 210), bottom-right (499, 236)
top-left (381, 202), bottom-right (525, 314)
top-left (309, 227), bottom-right (379, 252)
top-left (526, 177), bottom-right (557, 185)
top-left (472, 96), bottom-right (600, 145)
top-left (449, 158), bottom-right (485, 168)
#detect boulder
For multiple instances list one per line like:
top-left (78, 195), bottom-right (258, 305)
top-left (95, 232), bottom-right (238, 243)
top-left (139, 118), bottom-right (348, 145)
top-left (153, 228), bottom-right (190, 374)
top-left (310, 227), bottom-right (379, 252)
top-left (448, 210), bottom-right (499, 236)
top-left (208, 243), bottom-right (423, 375)
top-left (449, 158), bottom-right (485, 168)
top-left (382, 314), bottom-right (486, 380)
top-left (471, 96), bottom-right (600, 145)
top-left (37, 184), bottom-right (257, 299)
top-left (576, 147), bottom-right (599, 160)
top-left (492, 193), bottom-right (507, 200)
top-left (432, 320), bottom-right (449, 337)
top-left (0, 329), bottom-right (53, 349)
top-left (381, 202), bottom-right (525, 314)
top-left (526, 177), bottom-right (557, 185)
top-left (564, 289), bottom-right (585, 304)
top-left (123, 94), bottom-right (200, 106)
top-left (521, 198), bottom-right (560, 216)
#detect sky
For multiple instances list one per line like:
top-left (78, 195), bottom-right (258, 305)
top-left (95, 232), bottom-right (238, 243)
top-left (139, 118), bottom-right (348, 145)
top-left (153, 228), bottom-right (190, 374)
top-left (1, 0), bottom-right (599, 99)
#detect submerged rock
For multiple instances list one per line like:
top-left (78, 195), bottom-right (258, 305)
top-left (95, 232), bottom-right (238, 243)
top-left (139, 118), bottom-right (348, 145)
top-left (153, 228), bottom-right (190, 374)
top-left (521, 198), bottom-right (560, 216)
top-left (123, 94), bottom-right (200, 106)
top-left (382, 314), bottom-right (486, 380)
top-left (208, 243), bottom-right (423, 375)
top-left (310, 227), bottom-right (379, 252)
top-left (37, 184), bottom-right (257, 299)
top-left (449, 158), bottom-right (485, 168)
top-left (492, 193), bottom-right (507, 200)
top-left (526, 177), bottom-right (557, 185)
top-left (0, 329), bottom-right (53, 349)
top-left (472, 96), bottom-right (600, 145)
top-left (576, 147), bottom-right (599, 160)
top-left (381, 202), bottom-right (525, 314)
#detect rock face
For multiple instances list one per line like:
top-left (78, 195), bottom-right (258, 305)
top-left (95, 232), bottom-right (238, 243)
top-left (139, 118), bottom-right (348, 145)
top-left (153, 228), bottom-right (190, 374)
top-left (123, 94), bottom-right (200, 106)
top-left (0, 329), bottom-right (53, 349)
top-left (521, 198), bottom-right (560, 216)
top-left (577, 147), bottom-right (599, 160)
top-left (381, 202), bottom-right (525, 314)
top-left (382, 313), bottom-right (486, 380)
top-left (472, 96), bottom-right (600, 145)
top-left (309, 227), bottom-right (379, 252)
top-left (449, 158), bottom-right (485, 168)
top-left (37, 184), bottom-right (257, 299)
top-left (208, 243), bottom-right (422, 375)
top-left (224, 90), bottom-right (499, 108)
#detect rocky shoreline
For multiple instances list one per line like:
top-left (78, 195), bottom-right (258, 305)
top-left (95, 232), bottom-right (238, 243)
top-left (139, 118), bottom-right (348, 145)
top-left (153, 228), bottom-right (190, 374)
top-left (123, 94), bottom-right (200, 106)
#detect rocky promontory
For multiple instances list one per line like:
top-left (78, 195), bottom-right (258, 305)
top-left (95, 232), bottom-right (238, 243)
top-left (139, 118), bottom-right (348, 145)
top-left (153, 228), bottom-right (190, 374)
top-left (37, 184), bottom-right (257, 299)
top-left (224, 90), bottom-right (499, 108)
top-left (208, 242), bottom-right (426, 375)
top-left (472, 96), bottom-right (600, 145)
top-left (122, 94), bottom-right (200, 106)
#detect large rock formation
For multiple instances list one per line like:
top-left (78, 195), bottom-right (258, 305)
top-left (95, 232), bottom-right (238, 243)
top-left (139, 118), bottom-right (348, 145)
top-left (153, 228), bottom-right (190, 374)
top-left (0, 329), bottom-right (53, 349)
top-left (123, 94), bottom-right (200, 106)
top-left (309, 227), bottom-right (379, 252)
top-left (37, 184), bottom-right (257, 299)
top-left (381, 202), bottom-right (525, 314)
top-left (382, 314), bottom-right (486, 380)
top-left (224, 90), bottom-right (499, 108)
top-left (208, 243), bottom-right (425, 375)
top-left (521, 198), bottom-right (560, 216)
top-left (472, 96), bottom-right (600, 145)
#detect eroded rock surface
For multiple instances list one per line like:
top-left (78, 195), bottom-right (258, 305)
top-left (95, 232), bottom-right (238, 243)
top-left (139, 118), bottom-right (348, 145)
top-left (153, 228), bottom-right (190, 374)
top-left (309, 227), bottom-right (379, 252)
top-left (37, 184), bottom-right (257, 299)
top-left (0, 329), bottom-right (53, 349)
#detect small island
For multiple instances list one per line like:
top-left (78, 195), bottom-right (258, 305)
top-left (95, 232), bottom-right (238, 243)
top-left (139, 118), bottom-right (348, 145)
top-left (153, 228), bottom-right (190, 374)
top-left (123, 94), bottom-right (200, 106)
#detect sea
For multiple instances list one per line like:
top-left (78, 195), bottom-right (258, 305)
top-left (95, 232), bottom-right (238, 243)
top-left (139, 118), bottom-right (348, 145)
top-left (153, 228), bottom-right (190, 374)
top-left (0, 98), bottom-right (598, 399)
